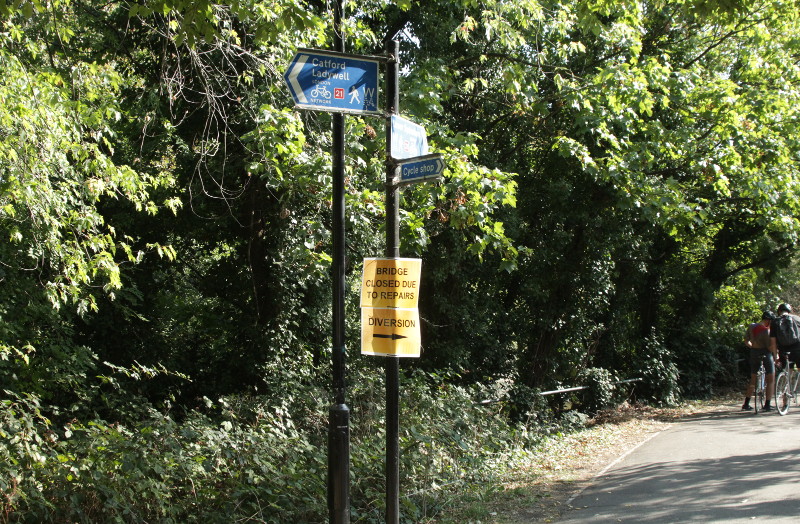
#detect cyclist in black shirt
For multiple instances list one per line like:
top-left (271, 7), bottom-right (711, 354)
top-left (775, 303), bottom-right (800, 369)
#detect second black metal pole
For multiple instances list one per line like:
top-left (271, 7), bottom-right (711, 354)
top-left (329, 2), bottom-right (350, 523)
top-left (384, 38), bottom-right (401, 524)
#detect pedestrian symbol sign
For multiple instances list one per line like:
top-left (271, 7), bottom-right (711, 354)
top-left (284, 49), bottom-right (382, 115)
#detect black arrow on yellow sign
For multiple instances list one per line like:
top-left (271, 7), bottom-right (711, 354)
top-left (374, 334), bottom-right (408, 340)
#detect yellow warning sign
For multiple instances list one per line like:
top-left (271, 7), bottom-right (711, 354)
top-left (361, 258), bottom-right (422, 309)
top-left (361, 307), bottom-right (421, 357)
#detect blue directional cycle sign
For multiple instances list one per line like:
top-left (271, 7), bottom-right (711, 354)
top-left (395, 153), bottom-right (445, 185)
top-left (390, 115), bottom-right (428, 160)
top-left (284, 48), bottom-right (382, 115)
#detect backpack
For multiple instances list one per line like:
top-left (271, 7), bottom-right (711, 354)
top-left (773, 314), bottom-right (800, 347)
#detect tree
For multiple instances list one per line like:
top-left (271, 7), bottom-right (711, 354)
top-left (0, 2), bottom-right (179, 407)
top-left (381, 0), bottom-right (800, 390)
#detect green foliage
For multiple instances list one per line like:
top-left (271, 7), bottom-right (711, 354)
top-left (1, 367), bottom-right (586, 523)
top-left (128, 0), bottom-right (326, 48)
top-left (505, 381), bottom-right (550, 424)
top-left (0, 392), bottom-right (53, 518)
top-left (1, 347), bottom-right (331, 521)
top-left (679, 337), bottom-right (736, 398)
top-left (396, 372), bottom-right (519, 518)
top-left (393, 0), bottom-right (800, 394)
top-left (635, 334), bottom-right (682, 406)
top-left (399, 139), bottom-right (520, 271)
top-left (2, 395), bottom-right (327, 522)
top-left (5, 0), bottom-right (800, 521)
top-left (0, 42), bottom-right (177, 314)
top-left (578, 367), bottom-right (617, 415)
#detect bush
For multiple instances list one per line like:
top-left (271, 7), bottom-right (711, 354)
top-left (634, 334), bottom-right (681, 406)
top-left (506, 381), bottom-right (550, 424)
top-left (2, 394), bottom-right (327, 523)
top-left (348, 368), bottom-right (539, 522)
top-left (578, 367), bottom-right (616, 415)
top-left (675, 335), bottom-right (736, 398)
top-left (2, 365), bottom-right (628, 523)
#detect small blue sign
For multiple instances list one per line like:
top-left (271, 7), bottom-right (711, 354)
top-left (284, 49), bottom-right (381, 114)
top-left (397, 154), bottom-right (445, 184)
top-left (391, 116), bottom-right (428, 160)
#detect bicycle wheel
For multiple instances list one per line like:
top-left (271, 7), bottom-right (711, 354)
top-left (754, 373), bottom-right (765, 414)
top-left (776, 371), bottom-right (790, 415)
top-left (792, 370), bottom-right (800, 406)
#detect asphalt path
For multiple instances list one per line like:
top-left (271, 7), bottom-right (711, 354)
top-left (557, 401), bottom-right (800, 523)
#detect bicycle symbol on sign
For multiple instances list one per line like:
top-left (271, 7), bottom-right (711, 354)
top-left (310, 85), bottom-right (331, 99)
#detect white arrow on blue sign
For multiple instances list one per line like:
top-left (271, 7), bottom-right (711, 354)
top-left (284, 49), bottom-right (382, 115)
top-left (396, 153), bottom-right (445, 185)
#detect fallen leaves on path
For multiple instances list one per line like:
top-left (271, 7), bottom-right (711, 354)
top-left (464, 398), bottom-right (734, 523)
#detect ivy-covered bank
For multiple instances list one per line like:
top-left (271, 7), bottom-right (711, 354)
top-left (4, 0), bottom-right (800, 522)
top-left (3, 365), bottom-right (653, 523)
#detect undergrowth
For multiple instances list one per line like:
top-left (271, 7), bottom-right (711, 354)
top-left (0, 366), bottom-right (669, 523)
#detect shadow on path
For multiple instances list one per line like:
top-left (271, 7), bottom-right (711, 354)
top-left (558, 404), bottom-right (800, 523)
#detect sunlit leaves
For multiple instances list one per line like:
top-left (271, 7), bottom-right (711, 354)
top-left (397, 138), bottom-right (519, 269)
top-left (0, 27), bottom-right (178, 314)
top-left (128, 0), bottom-right (325, 48)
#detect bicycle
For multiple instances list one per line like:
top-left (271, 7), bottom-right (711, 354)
top-left (310, 85), bottom-right (331, 99)
top-left (754, 361), bottom-right (766, 414)
top-left (774, 352), bottom-right (800, 415)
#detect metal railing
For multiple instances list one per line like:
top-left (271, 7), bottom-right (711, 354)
top-left (539, 377), bottom-right (642, 396)
top-left (476, 378), bottom-right (642, 405)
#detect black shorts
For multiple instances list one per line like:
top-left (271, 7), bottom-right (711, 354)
top-left (779, 344), bottom-right (800, 366)
top-left (750, 349), bottom-right (775, 375)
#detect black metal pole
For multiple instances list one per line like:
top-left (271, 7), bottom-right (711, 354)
top-left (329, 2), bottom-right (350, 523)
top-left (384, 38), bottom-right (401, 524)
